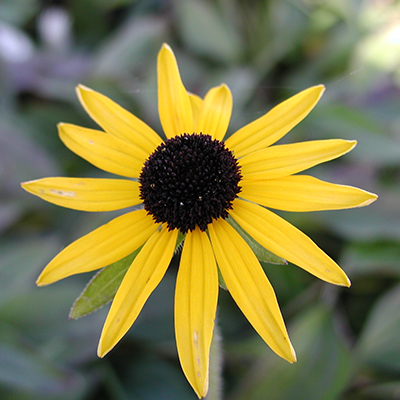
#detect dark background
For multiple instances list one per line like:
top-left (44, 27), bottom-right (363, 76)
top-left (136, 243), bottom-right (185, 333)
top-left (1, 0), bottom-right (400, 399)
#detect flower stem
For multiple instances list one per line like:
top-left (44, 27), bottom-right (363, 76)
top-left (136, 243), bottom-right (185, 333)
top-left (205, 319), bottom-right (223, 400)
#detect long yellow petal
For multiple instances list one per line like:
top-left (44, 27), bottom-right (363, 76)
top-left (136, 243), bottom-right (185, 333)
top-left (98, 226), bottom-right (178, 357)
top-left (188, 92), bottom-right (203, 131)
top-left (76, 85), bottom-right (161, 154)
top-left (230, 199), bottom-right (351, 286)
top-left (239, 139), bottom-right (356, 181)
top-left (59, 123), bottom-right (147, 178)
top-left (196, 84), bottom-right (232, 141)
top-left (37, 210), bottom-right (158, 286)
top-left (157, 43), bottom-right (194, 138)
top-left (175, 228), bottom-right (218, 398)
top-left (208, 219), bottom-right (296, 363)
top-left (21, 177), bottom-right (141, 211)
top-left (225, 85), bottom-right (325, 158)
top-left (240, 175), bottom-right (378, 212)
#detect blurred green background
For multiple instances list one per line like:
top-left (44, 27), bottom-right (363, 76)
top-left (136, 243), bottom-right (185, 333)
top-left (1, 0), bottom-right (400, 399)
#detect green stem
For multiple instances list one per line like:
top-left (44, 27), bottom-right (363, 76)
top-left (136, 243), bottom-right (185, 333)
top-left (205, 318), bottom-right (223, 400)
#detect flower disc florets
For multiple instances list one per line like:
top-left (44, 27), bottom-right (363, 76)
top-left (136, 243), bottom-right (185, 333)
top-left (139, 133), bottom-right (242, 233)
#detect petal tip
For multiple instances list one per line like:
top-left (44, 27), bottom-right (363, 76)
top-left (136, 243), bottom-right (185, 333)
top-left (220, 83), bottom-right (230, 90)
top-left (282, 338), bottom-right (297, 363)
top-left (161, 42), bottom-right (171, 50)
top-left (97, 344), bottom-right (107, 358)
top-left (75, 84), bottom-right (95, 110)
top-left (220, 83), bottom-right (232, 98)
top-left (288, 348), bottom-right (297, 364)
top-left (330, 270), bottom-right (351, 287)
top-left (76, 83), bottom-right (91, 93)
top-left (159, 42), bottom-right (173, 56)
top-left (57, 122), bottom-right (68, 138)
top-left (359, 192), bottom-right (378, 207)
top-left (21, 180), bottom-right (36, 194)
top-left (97, 333), bottom-right (113, 358)
top-left (98, 332), bottom-right (118, 359)
top-left (312, 84), bottom-right (326, 100)
top-left (349, 139), bottom-right (357, 148)
top-left (338, 274), bottom-right (351, 287)
top-left (193, 381), bottom-right (207, 399)
top-left (75, 85), bottom-right (87, 108)
top-left (57, 122), bottom-right (68, 136)
top-left (342, 139), bottom-right (358, 154)
top-left (36, 276), bottom-right (49, 287)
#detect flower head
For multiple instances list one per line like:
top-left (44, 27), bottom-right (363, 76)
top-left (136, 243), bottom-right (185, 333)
top-left (21, 43), bottom-right (377, 398)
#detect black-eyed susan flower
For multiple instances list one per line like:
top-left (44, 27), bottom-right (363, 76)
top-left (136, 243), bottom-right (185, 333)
top-left (21, 43), bottom-right (377, 398)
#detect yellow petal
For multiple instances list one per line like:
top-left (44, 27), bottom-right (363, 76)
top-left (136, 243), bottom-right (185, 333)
top-left (226, 85), bottom-right (325, 158)
top-left (98, 226), bottom-right (178, 357)
top-left (208, 219), bottom-right (296, 363)
top-left (76, 85), bottom-right (161, 154)
top-left (36, 210), bottom-right (158, 286)
top-left (239, 139), bottom-right (356, 181)
top-left (21, 177), bottom-right (141, 211)
top-left (188, 92), bottom-right (203, 131)
top-left (240, 175), bottom-right (378, 212)
top-left (197, 84), bottom-right (232, 141)
top-left (230, 199), bottom-right (351, 286)
top-left (59, 123), bottom-right (148, 178)
top-left (76, 85), bottom-right (162, 154)
top-left (175, 228), bottom-right (218, 398)
top-left (157, 43), bottom-right (194, 138)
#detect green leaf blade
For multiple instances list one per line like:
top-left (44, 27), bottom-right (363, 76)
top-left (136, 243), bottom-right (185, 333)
top-left (227, 216), bottom-right (287, 265)
top-left (70, 233), bottom-right (186, 319)
top-left (69, 248), bottom-right (141, 319)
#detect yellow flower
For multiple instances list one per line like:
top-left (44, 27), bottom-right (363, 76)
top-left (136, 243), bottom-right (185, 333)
top-left (21, 43), bottom-right (377, 398)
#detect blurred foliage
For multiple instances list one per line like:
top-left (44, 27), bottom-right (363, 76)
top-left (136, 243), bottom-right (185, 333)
top-left (1, 0), bottom-right (400, 398)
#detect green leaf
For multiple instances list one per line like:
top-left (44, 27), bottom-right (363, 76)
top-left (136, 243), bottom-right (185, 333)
top-left (174, 231), bottom-right (186, 256)
top-left (92, 15), bottom-right (167, 77)
top-left (227, 216), bottom-right (287, 265)
top-left (69, 248), bottom-right (141, 319)
top-left (217, 266), bottom-right (228, 291)
top-left (0, 323), bottom-right (87, 399)
top-left (0, 285), bottom-right (105, 365)
top-left (356, 283), bottom-right (400, 373)
top-left (0, 237), bottom-right (61, 303)
top-left (70, 233), bottom-right (186, 319)
top-left (356, 381), bottom-right (400, 399)
top-left (0, 0), bottom-right (38, 26)
top-left (175, 0), bottom-right (242, 63)
top-left (231, 305), bottom-right (352, 400)
top-left (341, 241), bottom-right (400, 277)
top-left (315, 196), bottom-right (398, 241)
top-left (313, 104), bottom-right (400, 168)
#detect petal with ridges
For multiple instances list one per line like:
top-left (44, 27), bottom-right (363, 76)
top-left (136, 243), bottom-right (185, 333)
top-left (197, 84), bottom-right (232, 141)
top-left (230, 199), bottom-right (351, 286)
top-left (226, 85), bottom-right (325, 158)
top-left (59, 123), bottom-right (148, 178)
top-left (240, 175), bottom-right (378, 212)
top-left (175, 228), bottom-right (218, 398)
top-left (188, 92), bottom-right (203, 131)
top-left (21, 177), bottom-right (141, 211)
top-left (76, 85), bottom-right (161, 154)
top-left (239, 139), bottom-right (356, 181)
top-left (98, 226), bottom-right (178, 357)
top-left (158, 43), bottom-right (194, 138)
top-left (36, 210), bottom-right (158, 286)
top-left (208, 219), bottom-right (296, 363)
